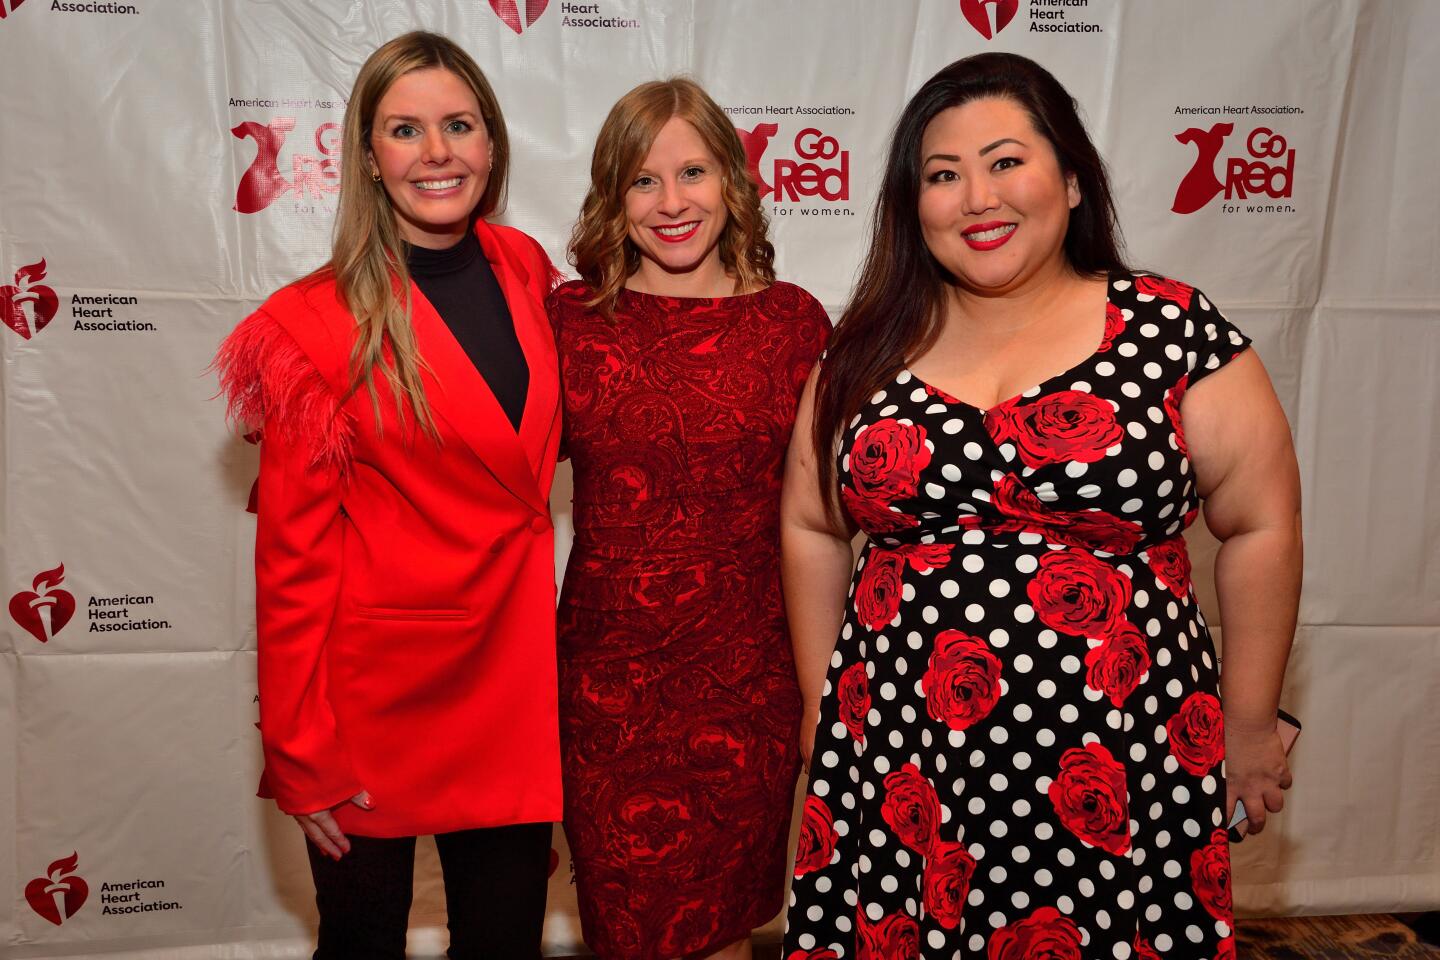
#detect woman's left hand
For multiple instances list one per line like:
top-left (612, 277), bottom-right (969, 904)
top-left (1223, 720), bottom-right (1293, 836)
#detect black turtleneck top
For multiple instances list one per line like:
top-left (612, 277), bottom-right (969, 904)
top-left (408, 232), bottom-right (529, 432)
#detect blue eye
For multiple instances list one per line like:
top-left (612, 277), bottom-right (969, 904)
top-left (392, 124), bottom-right (418, 139)
top-left (446, 119), bottom-right (472, 134)
top-left (631, 174), bottom-right (656, 189)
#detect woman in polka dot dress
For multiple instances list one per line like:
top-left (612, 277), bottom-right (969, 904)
top-left (780, 54), bottom-right (1301, 959)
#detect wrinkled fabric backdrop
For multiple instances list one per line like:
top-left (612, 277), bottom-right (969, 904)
top-left (1, 0), bottom-right (1436, 956)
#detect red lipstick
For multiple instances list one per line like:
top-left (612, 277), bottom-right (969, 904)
top-left (651, 221), bottom-right (700, 244)
top-left (961, 220), bottom-right (1017, 251)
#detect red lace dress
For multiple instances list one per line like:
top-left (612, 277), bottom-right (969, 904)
top-left (548, 281), bottom-right (830, 959)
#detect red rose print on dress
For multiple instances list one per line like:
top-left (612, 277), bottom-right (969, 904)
top-left (986, 390), bottom-right (1124, 469)
top-left (923, 839), bottom-right (977, 930)
top-left (855, 544), bottom-right (954, 631)
top-left (836, 661), bottom-right (870, 745)
top-left (794, 796), bottom-right (839, 878)
top-left (1097, 301), bottom-right (1127, 353)
top-left (1166, 692), bottom-right (1225, 776)
top-left (788, 950), bottom-right (841, 960)
top-left (1134, 275), bottom-right (1194, 308)
top-left (1134, 932), bottom-right (1162, 960)
top-left (843, 485), bottom-right (919, 532)
top-left (1145, 536), bottom-right (1192, 599)
top-left (881, 763), bottom-right (942, 855)
top-left (1026, 548), bottom-right (1133, 639)
top-left (922, 630), bottom-right (1003, 731)
top-left (987, 906), bottom-right (1083, 960)
top-left (855, 548), bottom-right (906, 630)
top-left (924, 381), bottom-right (962, 404)
top-left (1047, 741), bottom-right (1131, 856)
top-left (1215, 937), bottom-right (1237, 960)
top-left (1191, 829), bottom-right (1233, 923)
top-left (1165, 374), bottom-right (1190, 459)
top-left (902, 543), bottom-right (955, 571)
top-left (847, 418), bottom-right (933, 504)
top-left (960, 474), bottom-right (1142, 555)
top-left (1084, 620), bottom-right (1150, 708)
top-left (857, 905), bottom-right (921, 960)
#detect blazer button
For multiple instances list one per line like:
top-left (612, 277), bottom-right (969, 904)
top-left (531, 516), bottom-right (550, 534)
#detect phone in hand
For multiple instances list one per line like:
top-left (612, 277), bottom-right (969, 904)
top-left (1227, 708), bottom-right (1301, 841)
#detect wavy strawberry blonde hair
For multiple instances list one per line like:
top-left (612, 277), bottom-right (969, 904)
top-left (325, 31), bottom-right (509, 436)
top-left (570, 77), bottom-right (774, 313)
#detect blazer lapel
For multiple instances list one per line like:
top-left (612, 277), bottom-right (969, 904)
top-left (475, 219), bottom-right (560, 482)
top-left (409, 270), bottom-right (548, 518)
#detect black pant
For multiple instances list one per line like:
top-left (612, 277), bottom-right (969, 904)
top-left (305, 822), bottom-right (552, 960)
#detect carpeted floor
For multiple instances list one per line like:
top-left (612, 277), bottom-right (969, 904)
top-left (1235, 914), bottom-right (1440, 958)
top-left (724, 914), bottom-right (1440, 959)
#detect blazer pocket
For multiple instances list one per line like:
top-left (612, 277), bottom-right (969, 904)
top-left (352, 605), bottom-right (469, 622)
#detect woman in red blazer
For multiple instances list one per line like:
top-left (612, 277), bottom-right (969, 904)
top-left (216, 32), bottom-right (560, 959)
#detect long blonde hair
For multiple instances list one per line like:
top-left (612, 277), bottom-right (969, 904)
top-left (570, 78), bottom-right (774, 315)
top-left (323, 31), bottom-right (509, 435)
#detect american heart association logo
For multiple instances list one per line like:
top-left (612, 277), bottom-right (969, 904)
top-left (2, 259), bottom-right (59, 340)
top-left (960, 0), bottom-right (1019, 39)
top-left (25, 852), bottom-right (89, 926)
top-left (9, 564), bottom-right (76, 643)
top-left (487, 0), bottom-right (548, 34)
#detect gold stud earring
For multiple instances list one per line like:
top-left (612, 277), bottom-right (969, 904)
top-left (371, 172), bottom-right (381, 182)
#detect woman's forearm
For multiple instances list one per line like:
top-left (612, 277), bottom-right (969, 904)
top-left (784, 524), bottom-right (856, 710)
top-left (1212, 513), bottom-right (1303, 730)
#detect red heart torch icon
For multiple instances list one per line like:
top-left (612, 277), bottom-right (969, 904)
top-left (25, 852), bottom-right (89, 926)
top-left (9, 564), bottom-right (77, 643)
top-left (959, 0), bottom-right (1019, 39)
top-left (1, 259), bottom-right (60, 340)
top-left (488, 0), bottom-right (548, 34)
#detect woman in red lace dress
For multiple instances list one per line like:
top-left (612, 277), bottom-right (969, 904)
top-left (548, 79), bottom-right (829, 960)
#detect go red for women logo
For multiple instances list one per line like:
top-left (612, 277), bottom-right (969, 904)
top-left (1172, 123), bottom-right (1296, 214)
top-left (232, 118), bottom-right (342, 214)
top-left (9, 564), bottom-right (76, 643)
top-left (2, 259), bottom-right (58, 340)
top-left (26, 852), bottom-right (89, 926)
top-left (736, 125), bottom-right (849, 203)
top-left (488, 0), bottom-right (548, 33)
top-left (960, 0), bottom-right (1018, 39)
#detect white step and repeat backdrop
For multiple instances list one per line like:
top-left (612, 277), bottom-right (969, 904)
top-left (2, 0), bottom-right (1438, 956)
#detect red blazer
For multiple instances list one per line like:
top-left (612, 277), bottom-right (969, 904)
top-left (217, 220), bottom-right (562, 837)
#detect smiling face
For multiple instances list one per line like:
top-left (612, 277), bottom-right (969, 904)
top-left (623, 116), bottom-right (730, 293)
top-left (368, 67), bottom-right (492, 249)
top-left (917, 97), bottom-right (1080, 295)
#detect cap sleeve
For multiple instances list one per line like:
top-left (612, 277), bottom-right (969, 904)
top-left (1184, 287), bottom-right (1251, 387)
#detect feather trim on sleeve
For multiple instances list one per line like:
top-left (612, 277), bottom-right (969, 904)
top-left (214, 309), bottom-right (356, 475)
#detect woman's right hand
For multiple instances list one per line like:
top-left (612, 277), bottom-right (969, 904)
top-left (295, 790), bottom-right (373, 859)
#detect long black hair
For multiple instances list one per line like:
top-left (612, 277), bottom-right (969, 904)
top-left (813, 52), bottom-right (1129, 509)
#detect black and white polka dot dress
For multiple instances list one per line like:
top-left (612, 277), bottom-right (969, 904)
top-left (784, 274), bottom-right (1249, 960)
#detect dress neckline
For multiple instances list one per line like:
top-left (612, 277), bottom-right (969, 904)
top-left (618, 283), bottom-right (775, 306)
top-left (904, 272), bottom-right (1118, 414)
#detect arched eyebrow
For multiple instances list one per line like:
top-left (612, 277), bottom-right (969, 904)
top-left (922, 137), bottom-right (1028, 166)
top-left (379, 110), bottom-right (479, 124)
top-left (979, 137), bottom-right (1026, 156)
